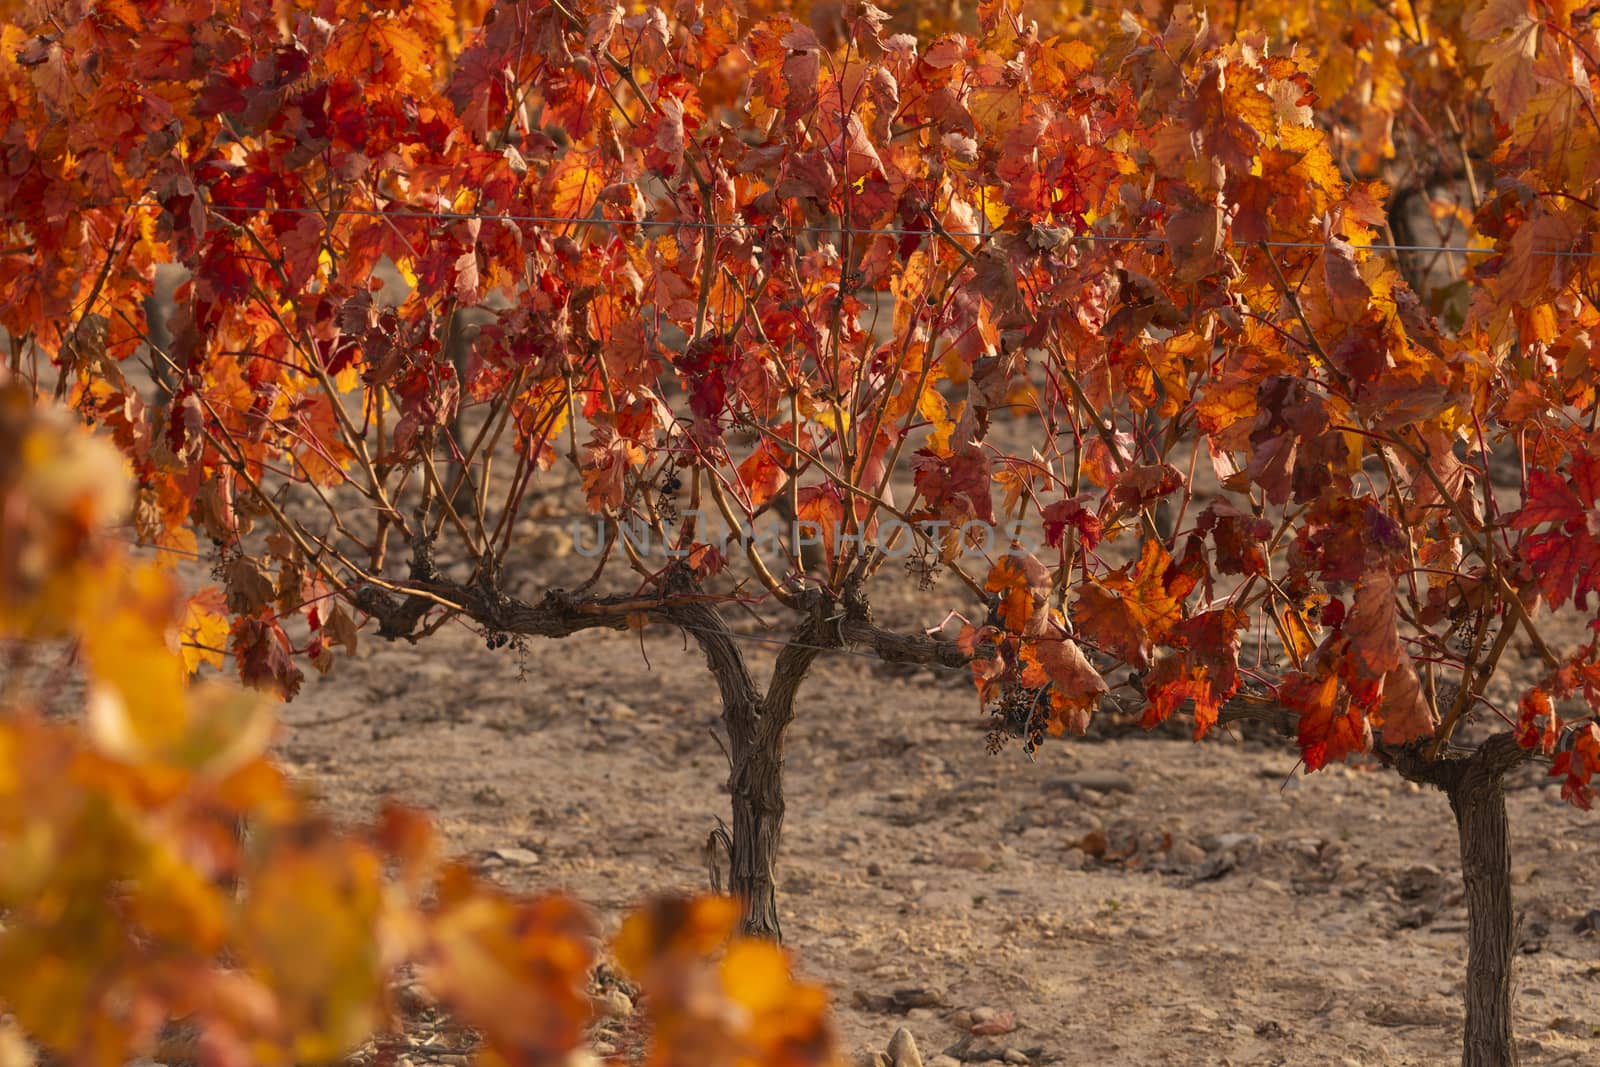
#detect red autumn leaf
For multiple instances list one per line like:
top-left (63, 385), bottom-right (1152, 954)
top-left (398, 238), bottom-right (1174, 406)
top-left (737, 438), bottom-right (792, 509)
top-left (1042, 495), bottom-right (1103, 550)
top-left (1322, 235), bottom-right (1372, 326)
top-left (1551, 722), bottom-right (1600, 810)
top-left (1107, 462), bottom-right (1183, 515)
top-left (913, 444), bottom-right (995, 528)
top-left (232, 616), bottom-right (304, 700)
top-left (1345, 568), bottom-right (1404, 679)
top-left (1197, 499), bottom-right (1271, 576)
top-left (1375, 658), bottom-right (1436, 746)
top-left (1142, 609), bottom-right (1245, 739)
top-left (1070, 541), bottom-right (1183, 670)
top-left (794, 486), bottom-right (846, 567)
top-left (1515, 688), bottom-right (1561, 754)
top-left (1018, 616), bottom-right (1107, 736)
top-left (985, 551), bottom-right (1051, 632)
top-left (1511, 450), bottom-right (1600, 609)
top-left (1282, 665), bottom-right (1370, 772)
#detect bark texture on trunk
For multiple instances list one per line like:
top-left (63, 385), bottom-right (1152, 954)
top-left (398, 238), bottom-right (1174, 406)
top-left (679, 596), bottom-right (837, 940)
top-left (1397, 733), bottom-right (1528, 1067)
top-left (1449, 739), bottom-right (1523, 1067)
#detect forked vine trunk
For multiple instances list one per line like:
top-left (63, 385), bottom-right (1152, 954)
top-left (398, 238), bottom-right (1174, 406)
top-left (678, 596), bottom-right (835, 939)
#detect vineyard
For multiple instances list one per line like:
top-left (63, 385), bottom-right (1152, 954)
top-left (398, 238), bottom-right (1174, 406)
top-left (4, 0), bottom-right (1600, 1065)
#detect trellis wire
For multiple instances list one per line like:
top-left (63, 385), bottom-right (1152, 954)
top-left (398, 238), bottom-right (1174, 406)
top-left (193, 201), bottom-right (1524, 258)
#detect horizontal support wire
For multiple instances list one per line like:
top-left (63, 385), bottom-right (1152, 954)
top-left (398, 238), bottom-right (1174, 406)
top-left (182, 199), bottom-right (1518, 257)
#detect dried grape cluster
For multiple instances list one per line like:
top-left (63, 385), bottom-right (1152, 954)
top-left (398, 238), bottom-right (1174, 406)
top-left (985, 682), bottom-right (1050, 759)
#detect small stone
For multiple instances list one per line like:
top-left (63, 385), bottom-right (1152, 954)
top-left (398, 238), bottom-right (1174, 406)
top-left (887, 1027), bottom-right (924, 1067)
top-left (857, 1052), bottom-right (891, 1067)
top-left (1574, 907), bottom-right (1600, 933)
top-left (945, 1010), bottom-right (975, 1030)
top-left (1168, 842), bottom-right (1206, 867)
top-left (491, 847), bottom-right (542, 866)
top-left (867, 862), bottom-right (884, 877)
top-left (929, 1058), bottom-right (962, 1067)
top-left (525, 526), bottom-right (574, 560)
top-left (591, 1041), bottom-right (617, 1057)
top-left (1214, 832), bottom-right (1259, 851)
top-left (1002, 1050), bottom-right (1030, 1065)
top-left (594, 989), bottom-right (633, 1018)
top-left (1551, 1016), bottom-right (1592, 1036)
top-left (1058, 849), bottom-right (1086, 870)
top-left (603, 700), bottom-right (636, 720)
top-left (970, 1007), bottom-right (998, 1024)
top-left (1045, 770), bottom-right (1136, 794)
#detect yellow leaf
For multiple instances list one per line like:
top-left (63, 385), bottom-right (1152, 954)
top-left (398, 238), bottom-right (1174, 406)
top-left (180, 586), bottom-right (230, 673)
top-left (720, 938), bottom-right (792, 1014)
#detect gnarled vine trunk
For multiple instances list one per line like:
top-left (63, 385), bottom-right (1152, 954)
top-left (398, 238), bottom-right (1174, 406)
top-left (680, 596), bottom-right (835, 940)
top-left (1448, 743), bottom-right (1522, 1067)
top-left (1400, 733), bottom-right (1528, 1067)
top-left (728, 730), bottom-right (787, 938)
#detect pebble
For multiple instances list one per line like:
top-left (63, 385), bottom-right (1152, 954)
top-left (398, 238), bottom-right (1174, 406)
top-left (1168, 841), bottom-right (1206, 867)
top-left (591, 1041), bottom-right (616, 1057)
top-left (1046, 770), bottom-right (1136, 794)
top-left (603, 700), bottom-right (636, 720)
top-left (1002, 1050), bottom-right (1030, 1065)
top-left (929, 1058), bottom-right (962, 1067)
top-left (887, 1027), bottom-right (924, 1067)
top-left (524, 526), bottom-right (574, 559)
top-left (970, 1007), bottom-right (999, 1024)
top-left (945, 1010), bottom-right (974, 1029)
top-left (858, 1052), bottom-right (891, 1067)
top-left (867, 862), bottom-right (884, 877)
top-left (489, 847), bottom-right (542, 866)
top-left (1212, 832), bottom-right (1259, 851)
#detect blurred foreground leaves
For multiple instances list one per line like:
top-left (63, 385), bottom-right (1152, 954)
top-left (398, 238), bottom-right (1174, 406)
top-left (0, 381), bottom-right (838, 1065)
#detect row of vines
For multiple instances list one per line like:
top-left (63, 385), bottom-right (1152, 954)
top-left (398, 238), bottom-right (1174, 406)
top-left (6, 0), bottom-right (1600, 1065)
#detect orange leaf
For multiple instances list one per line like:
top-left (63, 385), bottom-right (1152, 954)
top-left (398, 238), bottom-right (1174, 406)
top-left (1070, 541), bottom-right (1182, 669)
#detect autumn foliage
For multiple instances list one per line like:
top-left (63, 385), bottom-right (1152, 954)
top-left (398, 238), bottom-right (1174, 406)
top-left (0, 382), bottom-right (839, 1064)
top-left (3, 0), bottom-right (1596, 788)
top-left (8, 0), bottom-right (1600, 1060)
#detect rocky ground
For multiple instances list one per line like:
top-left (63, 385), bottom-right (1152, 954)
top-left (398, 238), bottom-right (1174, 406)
top-left (267, 529), bottom-right (1600, 1067)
